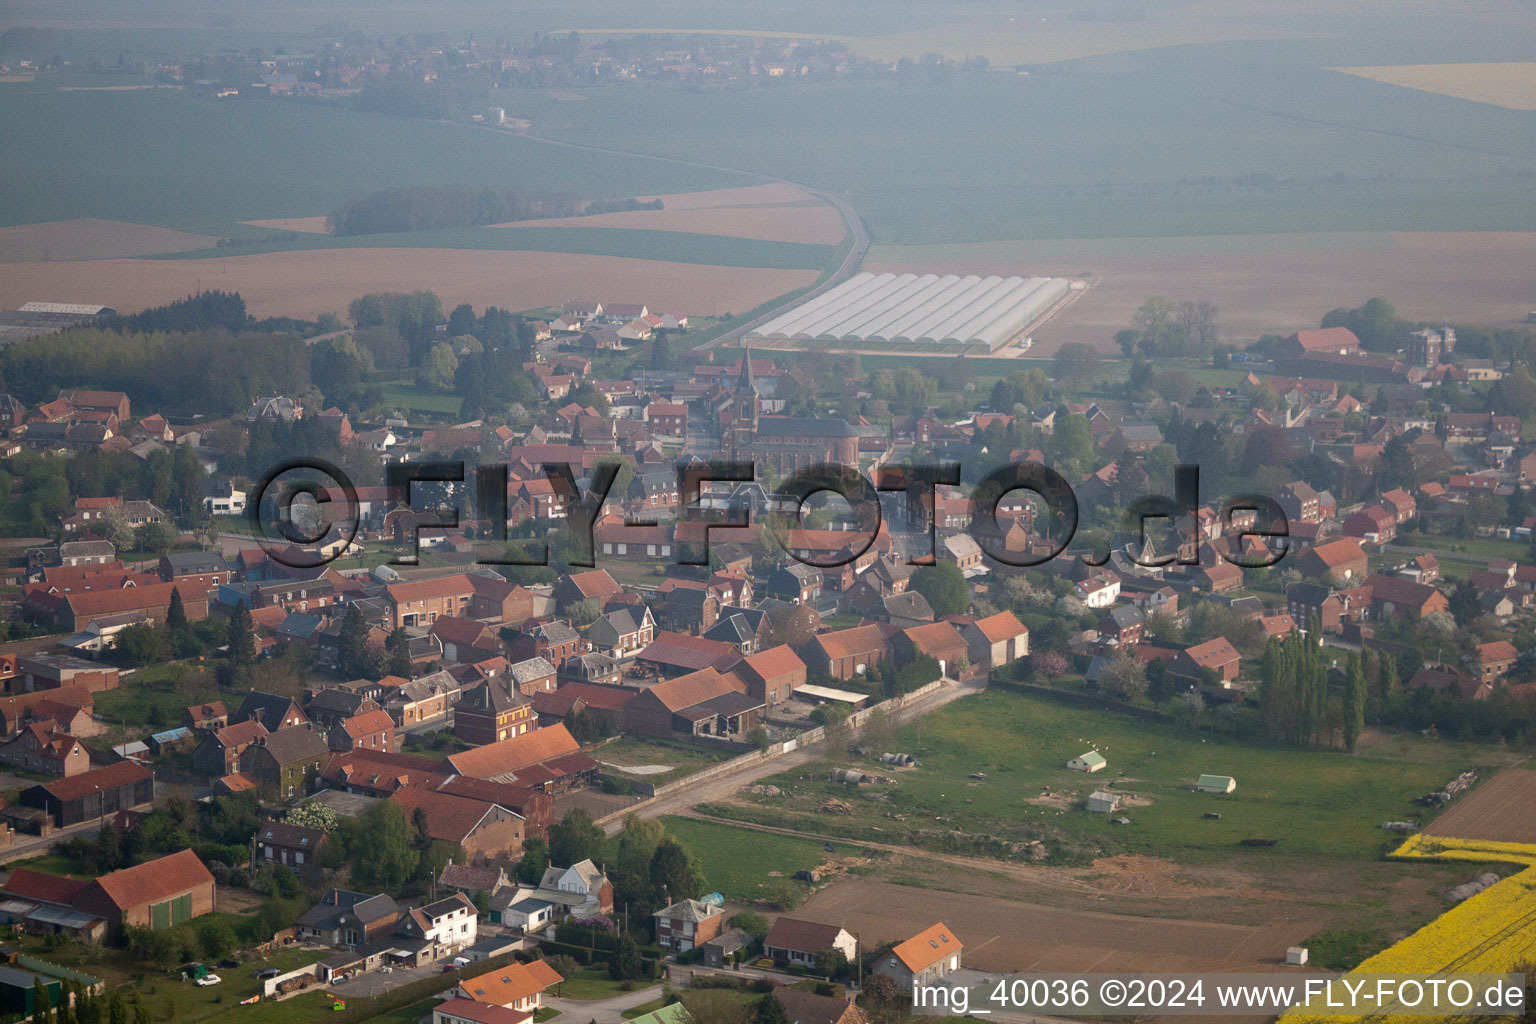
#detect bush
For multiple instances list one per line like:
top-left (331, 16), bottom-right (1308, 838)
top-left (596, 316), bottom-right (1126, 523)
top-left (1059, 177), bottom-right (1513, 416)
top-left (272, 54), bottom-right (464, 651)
top-left (602, 777), bottom-right (633, 796)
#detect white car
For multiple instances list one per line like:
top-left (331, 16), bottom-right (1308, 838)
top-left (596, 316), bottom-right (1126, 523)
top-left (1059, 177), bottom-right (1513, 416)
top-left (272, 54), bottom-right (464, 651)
top-left (195, 975), bottom-right (222, 988)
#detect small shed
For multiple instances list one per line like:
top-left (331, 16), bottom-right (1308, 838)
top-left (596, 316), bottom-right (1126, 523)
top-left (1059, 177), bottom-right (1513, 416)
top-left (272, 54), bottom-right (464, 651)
top-left (1087, 791), bottom-right (1121, 813)
top-left (1286, 947), bottom-right (1309, 966)
top-left (1198, 774), bottom-right (1237, 794)
top-left (1069, 751), bottom-right (1107, 773)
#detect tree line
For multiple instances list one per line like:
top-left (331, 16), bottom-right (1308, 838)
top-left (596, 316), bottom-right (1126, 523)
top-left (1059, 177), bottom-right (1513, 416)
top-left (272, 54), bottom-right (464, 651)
top-left (326, 185), bottom-right (661, 236)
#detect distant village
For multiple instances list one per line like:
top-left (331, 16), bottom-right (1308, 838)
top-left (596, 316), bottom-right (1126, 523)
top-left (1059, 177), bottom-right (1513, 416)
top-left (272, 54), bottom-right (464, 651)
top-left (0, 30), bottom-right (994, 111)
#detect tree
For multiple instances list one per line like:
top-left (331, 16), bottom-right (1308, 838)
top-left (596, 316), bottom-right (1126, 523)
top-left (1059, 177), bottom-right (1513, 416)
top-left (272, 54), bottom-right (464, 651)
top-left (284, 802), bottom-right (339, 832)
top-left (166, 587), bottom-right (188, 631)
top-left (135, 520), bottom-right (175, 554)
top-left (517, 836), bottom-right (549, 884)
top-left (384, 627), bottom-right (413, 678)
top-left (649, 837), bottom-right (705, 905)
top-left (817, 946), bottom-right (849, 980)
top-left (338, 603), bottom-right (371, 677)
top-left (548, 809), bottom-right (605, 867)
top-left (1047, 412), bottom-right (1094, 479)
top-left (609, 936), bottom-right (645, 980)
top-left (1343, 653), bottom-right (1367, 753)
top-left (1052, 342), bottom-right (1101, 384)
top-left (197, 920), bottom-right (238, 961)
top-left (34, 978), bottom-right (54, 1024)
top-left (417, 341), bottom-right (460, 393)
top-left (226, 602), bottom-right (255, 666)
top-left (108, 992), bottom-right (127, 1024)
top-left (1097, 655), bottom-right (1148, 701)
top-left (910, 560), bottom-right (968, 617)
top-left (752, 995), bottom-right (790, 1024)
top-left (353, 800), bottom-right (415, 891)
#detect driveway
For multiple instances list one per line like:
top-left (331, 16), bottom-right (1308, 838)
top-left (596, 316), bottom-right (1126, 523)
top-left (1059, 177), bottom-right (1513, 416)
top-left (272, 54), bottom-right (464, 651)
top-left (545, 984), bottom-right (662, 1024)
top-left (328, 960), bottom-right (445, 998)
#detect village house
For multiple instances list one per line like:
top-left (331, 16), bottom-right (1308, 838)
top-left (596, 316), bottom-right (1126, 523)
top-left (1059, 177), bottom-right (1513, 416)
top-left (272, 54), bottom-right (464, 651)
top-left (653, 898), bottom-right (724, 954)
top-left (763, 917), bottom-right (857, 968)
top-left (873, 922), bottom-right (963, 987)
top-left (962, 611), bottom-right (1030, 670)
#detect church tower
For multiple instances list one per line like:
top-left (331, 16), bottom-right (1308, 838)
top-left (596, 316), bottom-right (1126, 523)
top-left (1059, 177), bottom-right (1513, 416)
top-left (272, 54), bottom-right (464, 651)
top-left (731, 346), bottom-right (759, 455)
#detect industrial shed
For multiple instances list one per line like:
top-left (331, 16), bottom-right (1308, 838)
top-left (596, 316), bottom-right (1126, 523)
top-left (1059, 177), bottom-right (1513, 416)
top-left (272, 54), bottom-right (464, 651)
top-left (747, 272), bottom-right (1072, 351)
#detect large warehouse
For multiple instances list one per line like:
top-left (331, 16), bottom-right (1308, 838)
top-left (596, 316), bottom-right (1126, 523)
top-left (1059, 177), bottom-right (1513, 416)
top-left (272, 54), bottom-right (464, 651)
top-left (746, 272), bottom-right (1071, 351)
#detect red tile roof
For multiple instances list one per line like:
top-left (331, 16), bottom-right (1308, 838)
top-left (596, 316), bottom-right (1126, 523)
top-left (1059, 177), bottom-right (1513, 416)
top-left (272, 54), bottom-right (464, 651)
top-left (37, 760), bottom-right (151, 802)
top-left (814, 625), bottom-right (888, 661)
top-left (741, 645), bottom-right (806, 682)
top-left (444, 724), bottom-right (581, 780)
top-left (970, 610), bottom-right (1027, 644)
top-left (2, 867), bottom-right (90, 906)
top-left (891, 922), bottom-right (961, 972)
top-left (387, 574), bottom-right (476, 605)
top-left (88, 848), bottom-right (213, 910)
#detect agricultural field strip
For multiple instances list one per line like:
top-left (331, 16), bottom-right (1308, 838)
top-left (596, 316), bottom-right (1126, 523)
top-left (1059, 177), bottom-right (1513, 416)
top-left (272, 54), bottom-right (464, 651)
top-left (1284, 837), bottom-right (1536, 1024)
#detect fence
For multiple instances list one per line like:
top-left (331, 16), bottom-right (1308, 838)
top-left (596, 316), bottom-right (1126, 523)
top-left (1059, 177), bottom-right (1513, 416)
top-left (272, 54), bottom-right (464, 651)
top-left (262, 962), bottom-right (323, 999)
top-left (594, 678), bottom-right (950, 827)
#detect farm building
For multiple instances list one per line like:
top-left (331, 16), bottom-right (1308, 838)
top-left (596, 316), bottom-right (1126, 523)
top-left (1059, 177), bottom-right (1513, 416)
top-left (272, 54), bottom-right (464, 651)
top-left (746, 272), bottom-right (1072, 352)
top-left (1087, 791), bottom-right (1121, 813)
top-left (1068, 751), bottom-right (1106, 773)
top-left (1198, 774), bottom-right (1237, 794)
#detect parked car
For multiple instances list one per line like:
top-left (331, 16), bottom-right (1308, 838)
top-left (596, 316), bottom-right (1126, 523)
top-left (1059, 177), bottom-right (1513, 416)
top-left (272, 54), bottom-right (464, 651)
top-left (195, 975), bottom-right (222, 988)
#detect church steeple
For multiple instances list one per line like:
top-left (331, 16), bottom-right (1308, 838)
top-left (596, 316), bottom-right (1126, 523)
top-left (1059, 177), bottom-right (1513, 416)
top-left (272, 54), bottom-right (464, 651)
top-left (736, 345), bottom-right (756, 396)
top-left (731, 345), bottom-right (758, 456)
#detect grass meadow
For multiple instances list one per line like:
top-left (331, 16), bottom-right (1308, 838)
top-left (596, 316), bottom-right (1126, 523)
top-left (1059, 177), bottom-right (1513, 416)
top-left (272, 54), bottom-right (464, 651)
top-left (706, 690), bottom-right (1515, 870)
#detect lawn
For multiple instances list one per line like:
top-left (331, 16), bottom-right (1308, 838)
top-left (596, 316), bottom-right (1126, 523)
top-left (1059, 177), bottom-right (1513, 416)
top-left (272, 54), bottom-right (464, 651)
top-left (377, 382), bottom-right (465, 417)
top-left (659, 816), bottom-right (851, 908)
top-left (708, 690), bottom-right (1517, 870)
top-left (556, 964), bottom-right (644, 1001)
top-left (594, 738), bottom-right (736, 787)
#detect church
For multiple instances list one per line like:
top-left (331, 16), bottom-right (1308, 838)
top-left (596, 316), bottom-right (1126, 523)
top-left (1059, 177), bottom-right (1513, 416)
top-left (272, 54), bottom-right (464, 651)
top-left (725, 349), bottom-right (859, 476)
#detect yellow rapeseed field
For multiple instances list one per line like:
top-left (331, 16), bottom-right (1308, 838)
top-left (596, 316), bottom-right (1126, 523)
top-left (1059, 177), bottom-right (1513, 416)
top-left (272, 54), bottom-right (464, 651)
top-left (1285, 838), bottom-right (1536, 1023)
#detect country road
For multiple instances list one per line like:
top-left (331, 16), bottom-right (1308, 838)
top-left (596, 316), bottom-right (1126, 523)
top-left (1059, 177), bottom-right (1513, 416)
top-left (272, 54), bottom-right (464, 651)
top-left (472, 123), bottom-right (871, 350)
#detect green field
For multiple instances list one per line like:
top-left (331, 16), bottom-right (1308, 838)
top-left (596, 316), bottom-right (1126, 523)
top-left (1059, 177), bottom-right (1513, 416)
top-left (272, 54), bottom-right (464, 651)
top-left (377, 382), bottom-right (468, 416)
top-left (509, 51), bottom-right (1536, 245)
top-left (661, 816), bottom-right (853, 908)
top-left (8, 28), bottom-right (1536, 252)
top-left (705, 690), bottom-right (1515, 869)
top-left (0, 87), bottom-right (735, 234)
top-left (154, 225), bottom-right (838, 271)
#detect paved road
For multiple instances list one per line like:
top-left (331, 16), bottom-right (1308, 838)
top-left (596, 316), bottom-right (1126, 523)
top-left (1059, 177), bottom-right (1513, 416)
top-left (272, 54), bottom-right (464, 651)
top-left (605, 675), bottom-right (989, 834)
top-left (489, 127), bottom-right (871, 351)
top-left (545, 983), bottom-right (662, 1024)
